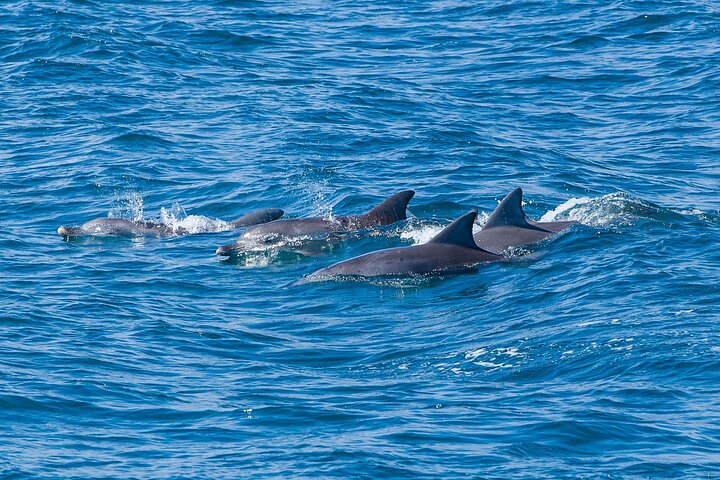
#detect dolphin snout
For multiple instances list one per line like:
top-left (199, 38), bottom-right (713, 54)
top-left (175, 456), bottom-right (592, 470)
top-left (215, 244), bottom-right (237, 256)
top-left (58, 226), bottom-right (81, 237)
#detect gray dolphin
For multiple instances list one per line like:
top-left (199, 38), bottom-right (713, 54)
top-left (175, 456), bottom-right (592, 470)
top-left (306, 210), bottom-right (501, 280)
top-left (473, 188), bottom-right (576, 253)
top-left (58, 207), bottom-right (284, 239)
top-left (216, 190), bottom-right (415, 256)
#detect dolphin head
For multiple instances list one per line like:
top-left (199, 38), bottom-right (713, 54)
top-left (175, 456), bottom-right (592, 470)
top-left (57, 226), bottom-right (83, 238)
top-left (216, 243), bottom-right (238, 257)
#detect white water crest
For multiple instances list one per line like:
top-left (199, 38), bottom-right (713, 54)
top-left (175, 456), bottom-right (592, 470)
top-left (539, 192), bottom-right (663, 227)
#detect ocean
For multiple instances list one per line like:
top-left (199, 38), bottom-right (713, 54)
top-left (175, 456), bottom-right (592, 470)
top-left (1, 0), bottom-right (719, 478)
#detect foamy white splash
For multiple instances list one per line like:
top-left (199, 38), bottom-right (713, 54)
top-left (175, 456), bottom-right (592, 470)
top-left (539, 192), bottom-right (662, 226)
top-left (160, 203), bottom-right (232, 234)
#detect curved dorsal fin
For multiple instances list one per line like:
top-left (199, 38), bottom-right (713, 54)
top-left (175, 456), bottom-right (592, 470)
top-left (230, 208), bottom-right (284, 228)
top-left (363, 190), bottom-right (415, 225)
top-left (484, 188), bottom-right (548, 231)
top-left (430, 210), bottom-right (481, 249)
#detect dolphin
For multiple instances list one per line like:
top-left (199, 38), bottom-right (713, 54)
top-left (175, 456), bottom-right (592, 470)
top-left (57, 218), bottom-right (170, 238)
top-left (472, 188), bottom-right (576, 253)
top-left (216, 190), bottom-right (415, 256)
top-left (306, 210), bottom-right (501, 280)
top-left (58, 207), bottom-right (284, 239)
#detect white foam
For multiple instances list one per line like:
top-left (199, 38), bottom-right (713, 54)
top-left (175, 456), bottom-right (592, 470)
top-left (539, 192), bottom-right (660, 227)
top-left (539, 196), bottom-right (592, 223)
top-left (163, 213), bottom-right (232, 234)
top-left (160, 202), bottom-right (233, 234)
top-left (677, 209), bottom-right (704, 216)
top-left (494, 347), bottom-right (523, 357)
top-left (400, 224), bottom-right (444, 245)
top-left (473, 361), bottom-right (514, 369)
top-left (464, 348), bottom-right (487, 360)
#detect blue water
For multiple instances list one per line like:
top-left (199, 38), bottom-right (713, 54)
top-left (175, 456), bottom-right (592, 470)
top-left (2, 1), bottom-right (720, 478)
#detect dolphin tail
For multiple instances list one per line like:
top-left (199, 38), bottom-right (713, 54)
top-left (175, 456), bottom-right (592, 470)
top-left (483, 188), bottom-right (549, 232)
top-left (230, 208), bottom-right (284, 228)
top-left (362, 190), bottom-right (415, 226)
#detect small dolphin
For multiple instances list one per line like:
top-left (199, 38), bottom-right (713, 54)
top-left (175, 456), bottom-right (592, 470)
top-left (473, 188), bottom-right (576, 253)
top-left (216, 190), bottom-right (415, 256)
top-left (306, 210), bottom-right (501, 280)
top-left (57, 218), bottom-right (170, 238)
top-left (58, 207), bottom-right (284, 240)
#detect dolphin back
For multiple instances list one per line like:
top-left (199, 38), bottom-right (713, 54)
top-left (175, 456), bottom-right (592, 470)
top-left (230, 208), bottom-right (284, 228)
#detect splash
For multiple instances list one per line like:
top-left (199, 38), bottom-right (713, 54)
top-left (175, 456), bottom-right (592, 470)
top-left (109, 194), bottom-right (234, 235)
top-left (108, 191), bottom-right (144, 221)
top-left (160, 202), bottom-right (232, 234)
top-left (400, 224), bottom-right (444, 245)
top-left (539, 192), bottom-right (664, 227)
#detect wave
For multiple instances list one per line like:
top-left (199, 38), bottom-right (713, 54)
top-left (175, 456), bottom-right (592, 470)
top-left (540, 192), bottom-right (676, 226)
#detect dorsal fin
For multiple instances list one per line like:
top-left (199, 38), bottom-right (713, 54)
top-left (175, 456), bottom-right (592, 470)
top-left (362, 190), bottom-right (415, 225)
top-left (484, 188), bottom-right (548, 231)
top-left (430, 210), bottom-right (481, 249)
top-left (230, 208), bottom-right (284, 228)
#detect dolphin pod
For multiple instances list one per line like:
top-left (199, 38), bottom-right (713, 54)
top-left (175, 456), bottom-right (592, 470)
top-left (307, 210), bottom-right (501, 279)
top-left (59, 188), bottom-right (575, 282)
top-left (57, 207), bottom-right (284, 239)
top-left (216, 190), bottom-right (415, 256)
top-left (305, 188), bottom-right (576, 280)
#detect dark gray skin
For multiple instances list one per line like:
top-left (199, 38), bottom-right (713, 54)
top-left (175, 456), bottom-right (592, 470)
top-left (229, 208), bottom-right (284, 228)
top-left (473, 188), bottom-right (576, 254)
top-left (306, 210), bottom-right (501, 279)
top-left (216, 190), bottom-right (415, 256)
top-left (58, 207), bottom-right (284, 239)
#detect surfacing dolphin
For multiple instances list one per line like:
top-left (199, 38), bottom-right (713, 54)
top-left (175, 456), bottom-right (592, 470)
top-left (58, 207), bottom-right (284, 239)
top-left (473, 188), bottom-right (576, 253)
top-left (216, 190), bottom-right (415, 256)
top-left (306, 210), bottom-right (501, 280)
